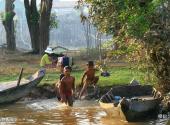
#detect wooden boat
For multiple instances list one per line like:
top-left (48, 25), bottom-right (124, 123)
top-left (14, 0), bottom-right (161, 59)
top-left (120, 96), bottom-right (161, 121)
top-left (0, 69), bottom-right (45, 104)
top-left (99, 85), bottom-right (162, 122)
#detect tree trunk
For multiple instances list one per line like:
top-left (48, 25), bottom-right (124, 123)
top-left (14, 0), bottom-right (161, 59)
top-left (24, 0), bottom-right (40, 54)
top-left (83, 21), bottom-right (91, 58)
top-left (3, 0), bottom-right (16, 51)
top-left (97, 32), bottom-right (102, 62)
top-left (39, 0), bottom-right (53, 54)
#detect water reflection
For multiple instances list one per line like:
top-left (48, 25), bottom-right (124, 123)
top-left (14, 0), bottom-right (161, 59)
top-left (0, 98), bottom-right (169, 125)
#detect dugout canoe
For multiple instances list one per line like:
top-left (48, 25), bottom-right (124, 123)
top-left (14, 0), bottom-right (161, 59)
top-left (0, 69), bottom-right (45, 104)
top-left (120, 96), bottom-right (161, 121)
top-left (99, 85), bottom-right (155, 108)
top-left (99, 85), bottom-right (162, 122)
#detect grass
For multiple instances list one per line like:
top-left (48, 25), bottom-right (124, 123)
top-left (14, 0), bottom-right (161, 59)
top-left (0, 66), bottom-right (153, 87)
top-left (41, 67), bottom-right (155, 86)
top-left (0, 52), bottom-right (155, 87)
top-left (0, 74), bottom-right (19, 82)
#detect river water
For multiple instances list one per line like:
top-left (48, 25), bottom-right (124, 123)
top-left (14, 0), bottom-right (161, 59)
top-left (0, 98), bottom-right (169, 125)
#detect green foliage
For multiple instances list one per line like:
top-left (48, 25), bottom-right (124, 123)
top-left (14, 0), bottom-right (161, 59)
top-left (28, 11), bottom-right (58, 29)
top-left (30, 13), bottom-right (39, 24)
top-left (81, 0), bottom-right (165, 39)
top-left (78, 0), bottom-right (170, 90)
top-left (79, 0), bottom-right (168, 56)
top-left (0, 12), bottom-right (14, 22)
top-left (5, 12), bottom-right (13, 21)
top-left (0, 12), bottom-right (4, 20)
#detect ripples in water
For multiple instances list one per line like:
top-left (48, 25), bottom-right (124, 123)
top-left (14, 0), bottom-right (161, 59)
top-left (0, 98), bottom-right (169, 125)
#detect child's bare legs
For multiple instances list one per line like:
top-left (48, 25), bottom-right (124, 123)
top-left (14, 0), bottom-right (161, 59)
top-left (66, 96), bottom-right (74, 106)
top-left (91, 76), bottom-right (99, 97)
top-left (60, 94), bottom-right (66, 104)
top-left (79, 76), bottom-right (99, 99)
top-left (79, 81), bottom-right (89, 99)
top-left (93, 76), bottom-right (99, 85)
top-left (55, 82), bottom-right (61, 100)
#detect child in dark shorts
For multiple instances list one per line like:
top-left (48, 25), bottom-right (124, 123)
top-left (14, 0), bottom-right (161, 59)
top-left (58, 66), bottom-right (75, 106)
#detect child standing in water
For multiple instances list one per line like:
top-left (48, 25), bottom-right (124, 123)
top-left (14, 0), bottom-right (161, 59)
top-left (59, 66), bottom-right (75, 106)
top-left (79, 61), bottom-right (99, 99)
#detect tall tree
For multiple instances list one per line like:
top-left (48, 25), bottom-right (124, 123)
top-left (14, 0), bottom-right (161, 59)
top-left (24, 0), bottom-right (40, 53)
top-left (3, 0), bottom-right (16, 51)
top-left (39, 0), bottom-right (53, 54)
top-left (79, 0), bottom-right (170, 93)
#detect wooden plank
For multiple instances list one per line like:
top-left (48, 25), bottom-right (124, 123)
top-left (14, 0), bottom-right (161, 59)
top-left (17, 68), bottom-right (24, 87)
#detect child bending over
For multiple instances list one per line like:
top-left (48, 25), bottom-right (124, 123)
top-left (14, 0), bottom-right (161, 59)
top-left (79, 61), bottom-right (99, 99)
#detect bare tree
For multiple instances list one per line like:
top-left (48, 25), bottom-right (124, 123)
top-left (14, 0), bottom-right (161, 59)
top-left (83, 20), bottom-right (91, 58)
top-left (3, 0), bottom-right (16, 51)
top-left (39, 0), bottom-right (53, 54)
top-left (24, 0), bottom-right (40, 53)
top-left (96, 32), bottom-right (102, 62)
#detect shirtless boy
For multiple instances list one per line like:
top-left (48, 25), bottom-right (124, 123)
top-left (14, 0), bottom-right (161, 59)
top-left (59, 66), bottom-right (75, 106)
top-left (79, 61), bottom-right (99, 99)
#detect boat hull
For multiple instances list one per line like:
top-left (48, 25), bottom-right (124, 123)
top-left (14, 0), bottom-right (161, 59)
top-left (99, 85), bottom-right (161, 122)
top-left (0, 70), bottom-right (45, 104)
top-left (120, 98), bottom-right (160, 121)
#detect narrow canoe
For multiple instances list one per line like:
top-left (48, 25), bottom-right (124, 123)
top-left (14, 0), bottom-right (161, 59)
top-left (0, 69), bottom-right (45, 104)
top-left (99, 85), bottom-right (161, 122)
top-left (120, 96), bottom-right (160, 121)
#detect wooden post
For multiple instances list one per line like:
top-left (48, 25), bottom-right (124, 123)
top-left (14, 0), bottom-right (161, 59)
top-left (17, 68), bottom-right (24, 87)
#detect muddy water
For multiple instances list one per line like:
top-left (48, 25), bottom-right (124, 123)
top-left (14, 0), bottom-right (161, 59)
top-left (0, 99), bottom-right (169, 125)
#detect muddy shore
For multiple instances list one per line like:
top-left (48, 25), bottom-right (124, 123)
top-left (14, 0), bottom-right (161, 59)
top-left (26, 84), bottom-right (153, 100)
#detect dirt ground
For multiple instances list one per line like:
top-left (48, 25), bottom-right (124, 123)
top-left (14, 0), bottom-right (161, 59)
top-left (0, 48), bottom-right (128, 75)
top-left (0, 49), bottom-right (41, 75)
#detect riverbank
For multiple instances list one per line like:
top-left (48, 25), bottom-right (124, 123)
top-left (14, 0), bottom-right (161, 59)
top-left (26, 84), bottom-right (154, 100)
top-left (0, 51), bottom-right (154, 86)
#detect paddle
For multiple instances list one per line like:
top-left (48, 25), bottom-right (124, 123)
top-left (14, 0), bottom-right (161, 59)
top-left (17, 68), bottom-right (24, 87)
